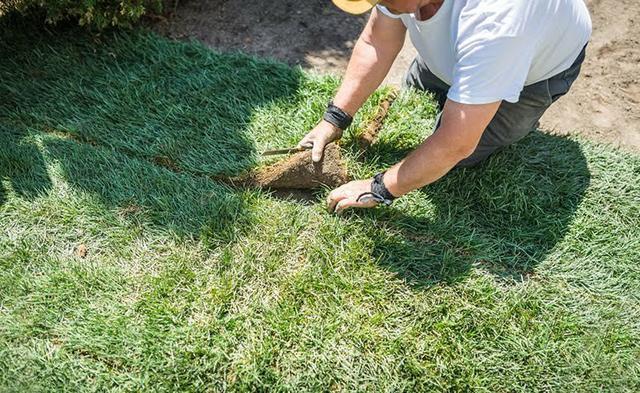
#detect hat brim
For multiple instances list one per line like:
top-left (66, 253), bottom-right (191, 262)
top-left (331, 0), bottom-right (379, 15)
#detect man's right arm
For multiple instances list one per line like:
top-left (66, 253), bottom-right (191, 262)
top-left (299, 8), bottom-right (407, 162)
top-left (332, 8), bottom-right (407, 115)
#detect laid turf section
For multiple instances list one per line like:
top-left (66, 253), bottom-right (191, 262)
top-left (0, 23), bottom-right (387, 179)
top-left (2, 23), bottom-right (640, 391)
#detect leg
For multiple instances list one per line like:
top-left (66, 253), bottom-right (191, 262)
top-left (404, 56), bottom-right (450, 111)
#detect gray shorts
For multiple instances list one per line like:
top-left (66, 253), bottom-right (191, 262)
top-left (404, 45), bottom-right (587, 167)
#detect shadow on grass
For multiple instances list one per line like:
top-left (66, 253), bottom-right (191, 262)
top-left (0, 124), bottom-right (53, 206)
top-left (362, 131), bottom-right (591, 287)
top-left (0, 18), bottom-right (303, 241)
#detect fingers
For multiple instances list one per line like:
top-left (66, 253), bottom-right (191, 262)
top-left (297, 134), bottom-right (313, 148)
top-left (327, 188), bottom-right (379, 214)
top-left (297, 137), bottom-right (311, 149)
top-left (311, 139), bottom-right (326, 163)
top-left (298, 132), bottom-right (326, 163)
top-left (330, 196), bottom-right (378, 214)
top-left (334, 198), bottom-right (359, 214)
top-left (299, 121), bottom-right (343, 163)
top-left (326, 189), bottom-right (343, 213)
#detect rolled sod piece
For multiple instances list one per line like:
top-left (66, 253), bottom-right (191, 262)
top-left (236, 143), bottom-right (349, 190)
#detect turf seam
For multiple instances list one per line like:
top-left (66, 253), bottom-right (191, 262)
top-left (353, 88), bottom-right (399, 153)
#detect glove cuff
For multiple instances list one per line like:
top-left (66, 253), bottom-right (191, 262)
top-left (323, 101), bottom-right (353, 131)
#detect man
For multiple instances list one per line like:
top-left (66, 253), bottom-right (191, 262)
top-left (298, 0), bottom-right (591, 213)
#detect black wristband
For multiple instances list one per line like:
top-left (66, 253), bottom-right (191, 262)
top-left (371, 172), bottom-right (397, 204)
top-left (323, 101), bottom-right (353, 131)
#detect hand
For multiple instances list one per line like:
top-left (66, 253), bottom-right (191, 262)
top-left (298, 120), bottom-right (343, 163)
top-left (327, 179), bottom-right (379, 214)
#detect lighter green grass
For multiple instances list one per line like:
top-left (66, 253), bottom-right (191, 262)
top-left (1, 21), bottom-right (639, 392)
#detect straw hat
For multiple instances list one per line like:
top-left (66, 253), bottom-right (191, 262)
top-left (331, 0), bottom-right (379, 15)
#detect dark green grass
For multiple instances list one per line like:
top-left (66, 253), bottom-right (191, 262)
top-left (1, 22), bottom-right (639, 392)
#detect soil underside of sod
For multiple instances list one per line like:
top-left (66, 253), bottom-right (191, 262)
top-left (1, 20), bottom-right (640, 391)
top-left (232, 92), bottom-right (395, 193)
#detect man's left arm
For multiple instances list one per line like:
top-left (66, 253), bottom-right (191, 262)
top-left (327, 99), bottom-right (500, 213)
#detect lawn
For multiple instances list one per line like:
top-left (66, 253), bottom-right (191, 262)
top-left (1, 20), bottom-right (639, 392)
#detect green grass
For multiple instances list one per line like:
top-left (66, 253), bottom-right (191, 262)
top-left (1, 20), bottom-right (640, 392)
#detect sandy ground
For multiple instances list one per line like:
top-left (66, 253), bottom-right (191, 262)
top-left (154, 0), bottom-right (639, 151)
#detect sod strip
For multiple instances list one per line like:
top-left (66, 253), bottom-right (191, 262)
top-left (35, 83), bottom-right (400, 193)
top-left (0, 25), bottom-right (388, 180)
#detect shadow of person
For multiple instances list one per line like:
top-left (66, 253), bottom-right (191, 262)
top-left (0, 124), bottom-right (53, 207)
top-left (359, 131), bottom-right (591, 289)
top-left (0, 19), bottom-right (304, 242)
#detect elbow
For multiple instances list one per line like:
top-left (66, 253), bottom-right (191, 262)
top-left (433, 120), bottom-right (486, 164)
top-left (436, 125), bottom-right (482, 162)
top-left (449, 142), bottom-right (478, 162)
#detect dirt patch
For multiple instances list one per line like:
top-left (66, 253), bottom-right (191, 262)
top-left (74, 243), bottom-right (88, 258)
top-left (151, 0), bottom-right (368, 74)
top-left (153, 0), bottom-right (639, 152)
top-left (539, 0), bottom-right (640, 151)
top-left (235, 143), bottom-right (348, 190)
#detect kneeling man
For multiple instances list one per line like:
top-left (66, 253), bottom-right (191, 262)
top-left (298, 0), bottom-right (591, 213)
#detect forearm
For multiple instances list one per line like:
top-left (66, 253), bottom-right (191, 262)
top-left (324, 94), bottom-right (501, 214)
top-left (330, 9), bottom-right (405, 116)
top-left (382, 100), bottom-right (501, 197)
top-left (332, 35), bottom-right (401, 115)
top-left (324, 124), bottom-right (474, 214)
top-left (383, 128), bottom-right (471, 197)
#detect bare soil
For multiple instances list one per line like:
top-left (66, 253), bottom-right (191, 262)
top-left (539, 0), bottom-right (640, 151)
top-left (153, 0), bottom-right (640, 151)
top-left (236, 143), bottom-right (348, 190)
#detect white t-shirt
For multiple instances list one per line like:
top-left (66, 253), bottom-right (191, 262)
top-left (378, 0), bottom-right (592, 104)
